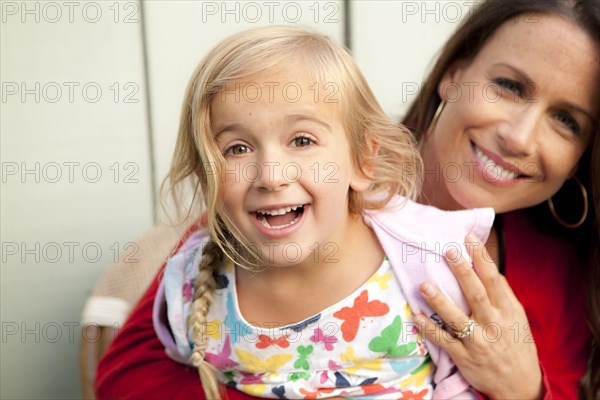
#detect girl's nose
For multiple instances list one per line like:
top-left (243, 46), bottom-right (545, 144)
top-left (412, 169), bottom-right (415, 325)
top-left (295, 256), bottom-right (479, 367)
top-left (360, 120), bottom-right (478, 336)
top-left (253, 157), bottom-right (290, 191)
top-left (496, 108), bottom-right (541, 158)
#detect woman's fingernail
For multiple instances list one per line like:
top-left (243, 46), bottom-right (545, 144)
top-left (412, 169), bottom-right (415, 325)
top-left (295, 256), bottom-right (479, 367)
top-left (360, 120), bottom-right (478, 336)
top-left (466, 233), bottom-right (480, 243)
top-left (446, 246), bottom-right (459, 260)
top-left (421, 282), bottom-right (436, 297)
top-left (413, 315), bottom-right (425, 326)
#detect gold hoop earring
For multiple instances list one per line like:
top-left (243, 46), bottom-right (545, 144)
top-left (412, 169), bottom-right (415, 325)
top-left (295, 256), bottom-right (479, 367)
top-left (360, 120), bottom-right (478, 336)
top-left (547, 176), bottom-right (588, 229)
top-left (424, 101), bottom-right (446, 141)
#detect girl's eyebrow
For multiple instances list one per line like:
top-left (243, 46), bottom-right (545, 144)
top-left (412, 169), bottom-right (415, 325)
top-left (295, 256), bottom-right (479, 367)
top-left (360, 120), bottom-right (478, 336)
top-left (214, 123), bottom-right (244, 138)
top-left (214, 115), bottom-right (333, 138)
top-left (287, 114), bottom-right (332, 131)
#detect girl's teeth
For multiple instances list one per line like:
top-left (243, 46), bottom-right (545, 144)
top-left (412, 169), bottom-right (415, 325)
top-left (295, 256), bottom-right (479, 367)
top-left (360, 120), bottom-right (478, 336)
top-left (474, 146), bottom-right (518, 180)
top-left (257, 205), bottom-right (302, 215)
top-left (258, 215), bottom-right (271, 228)
top-left (257, 213), bottom-right (301, 229)
top-left (255, 204), bottom-right (305, 229)
top-left (274, 215), bottom-right (300, 229)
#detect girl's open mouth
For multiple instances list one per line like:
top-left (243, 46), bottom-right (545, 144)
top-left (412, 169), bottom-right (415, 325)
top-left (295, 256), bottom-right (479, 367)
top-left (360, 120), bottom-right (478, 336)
top-left (254, 205), bottom-right (305, 229)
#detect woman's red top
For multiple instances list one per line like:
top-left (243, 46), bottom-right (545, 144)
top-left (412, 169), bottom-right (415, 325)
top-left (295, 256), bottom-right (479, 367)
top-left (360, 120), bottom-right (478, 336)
top-left (96, 210), bottom-right (591, 399)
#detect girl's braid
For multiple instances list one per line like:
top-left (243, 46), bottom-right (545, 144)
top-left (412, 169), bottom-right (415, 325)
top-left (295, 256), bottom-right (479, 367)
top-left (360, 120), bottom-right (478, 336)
top-left (189, 239), bottom-right (224, 399)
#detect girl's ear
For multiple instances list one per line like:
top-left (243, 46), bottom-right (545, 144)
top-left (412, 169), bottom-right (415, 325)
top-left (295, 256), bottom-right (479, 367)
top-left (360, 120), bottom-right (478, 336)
top-left (438, 59), bottom-right (468, 101)
top-left (350, 133), bottom-right (380, 192)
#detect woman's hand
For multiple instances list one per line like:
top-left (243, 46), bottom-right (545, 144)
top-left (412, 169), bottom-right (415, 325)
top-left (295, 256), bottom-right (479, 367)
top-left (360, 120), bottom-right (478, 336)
top-left (413, 234), bottom-right (543, 399)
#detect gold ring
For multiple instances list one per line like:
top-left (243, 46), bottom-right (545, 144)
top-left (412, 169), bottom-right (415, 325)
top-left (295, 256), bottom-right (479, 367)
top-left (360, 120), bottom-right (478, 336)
top-left (454, 319), bottom-right (475, 340)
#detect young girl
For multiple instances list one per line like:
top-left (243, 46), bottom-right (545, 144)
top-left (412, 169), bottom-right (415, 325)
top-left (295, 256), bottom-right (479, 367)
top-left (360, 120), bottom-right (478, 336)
top-left (153, 26), bottom-right (494, 399)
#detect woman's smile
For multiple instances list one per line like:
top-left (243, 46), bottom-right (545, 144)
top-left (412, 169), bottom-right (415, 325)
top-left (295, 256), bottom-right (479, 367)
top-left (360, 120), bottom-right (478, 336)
top-left (421, 15), bottom-right (599, 213)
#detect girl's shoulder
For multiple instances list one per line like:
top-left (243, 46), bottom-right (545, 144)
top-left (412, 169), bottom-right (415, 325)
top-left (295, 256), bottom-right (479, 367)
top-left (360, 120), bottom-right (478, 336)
top-left (158, 228), bottom-right (213, 361)
top-left (363, 194), bottom-right (495, 255)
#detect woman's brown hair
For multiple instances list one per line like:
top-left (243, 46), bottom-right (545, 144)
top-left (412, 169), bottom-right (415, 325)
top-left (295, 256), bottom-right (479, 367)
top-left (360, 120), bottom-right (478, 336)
top-left (402, 0), bottom-right (600, 397)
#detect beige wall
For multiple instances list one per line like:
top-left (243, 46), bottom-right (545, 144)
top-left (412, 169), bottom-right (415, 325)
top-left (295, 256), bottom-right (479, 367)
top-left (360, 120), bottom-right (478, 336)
top-left (0, 1), bottom-right (475, 397)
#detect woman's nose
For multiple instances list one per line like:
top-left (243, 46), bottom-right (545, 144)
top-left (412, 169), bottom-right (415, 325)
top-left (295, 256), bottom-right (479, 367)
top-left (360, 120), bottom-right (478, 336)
top-left (496, 108), bottom-right (541, 157)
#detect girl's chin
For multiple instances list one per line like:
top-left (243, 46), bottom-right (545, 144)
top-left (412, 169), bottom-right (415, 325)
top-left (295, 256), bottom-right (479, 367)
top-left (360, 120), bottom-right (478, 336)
top-left (255, 253), bottom-right (311, 268)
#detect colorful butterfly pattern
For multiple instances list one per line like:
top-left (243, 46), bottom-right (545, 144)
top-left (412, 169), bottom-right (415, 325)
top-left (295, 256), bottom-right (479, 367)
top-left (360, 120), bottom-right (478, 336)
top-left (256, 334), bottom-right (291, 349)
top-left (333, 290), bottom-right (390, 342)
top-left (293, 345), bottom-right (314, 371)
top-left (310, 327), bottom-right (338, 351)
top-left (204, 335), bottom-right (238, 369)
top-left (164, 233), bottom-right (433, 398)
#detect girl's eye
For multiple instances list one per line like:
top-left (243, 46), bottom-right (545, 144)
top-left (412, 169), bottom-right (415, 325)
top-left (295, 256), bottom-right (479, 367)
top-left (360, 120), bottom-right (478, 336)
top-left (224, 144), bottom-right (250, 155)
top-left (554, 111), bottom-right (581, 135)
top-left (291, 136), bottom-right (315, 148)
top-left (495, 78), bottom-right (524, 97)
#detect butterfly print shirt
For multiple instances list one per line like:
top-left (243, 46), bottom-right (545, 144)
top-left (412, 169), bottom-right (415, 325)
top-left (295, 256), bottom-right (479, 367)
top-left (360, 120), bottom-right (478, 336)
top-left (155, 196), bottom-right (495, 398)
top-left (159, 231), bottom-right (433, 399)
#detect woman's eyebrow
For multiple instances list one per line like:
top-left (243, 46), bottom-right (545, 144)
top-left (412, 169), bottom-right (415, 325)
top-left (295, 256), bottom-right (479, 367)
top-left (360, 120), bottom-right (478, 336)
top-left (494, 63), bottom-right (595, 122)
top-left (556, 100), bottom-right (596, 123)
top-left (493, 63), bottom-right (533, 84)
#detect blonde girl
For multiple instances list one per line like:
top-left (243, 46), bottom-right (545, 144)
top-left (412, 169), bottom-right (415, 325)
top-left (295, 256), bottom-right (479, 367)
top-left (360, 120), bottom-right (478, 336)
top-left (155, 26), bottom-right (494, 399)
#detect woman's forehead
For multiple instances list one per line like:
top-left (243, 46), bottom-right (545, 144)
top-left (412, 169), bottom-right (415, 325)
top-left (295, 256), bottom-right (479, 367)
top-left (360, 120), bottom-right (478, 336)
top-left (481, 14), bottom-right (599, 70)
top-left (473, 14), bottom-right (600, 117)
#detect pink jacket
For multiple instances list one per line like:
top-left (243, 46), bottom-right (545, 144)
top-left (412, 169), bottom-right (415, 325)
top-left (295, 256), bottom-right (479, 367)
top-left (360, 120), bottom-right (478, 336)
top-left (154, 195), bottom-right (494, 399)
top-left (363, 196), bottom-right (494, 398)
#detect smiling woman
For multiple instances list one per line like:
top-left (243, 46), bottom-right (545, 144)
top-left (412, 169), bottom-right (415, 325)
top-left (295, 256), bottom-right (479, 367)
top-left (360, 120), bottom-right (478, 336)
top-left (420, 15), bottom-right (598, 213)
top-left (403, 0), bottom-right (600, 398)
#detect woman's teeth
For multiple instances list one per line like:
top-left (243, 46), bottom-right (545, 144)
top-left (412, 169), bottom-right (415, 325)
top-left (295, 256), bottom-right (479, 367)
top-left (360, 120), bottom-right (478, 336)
top-left (474, 146), bottom-right (518, 180)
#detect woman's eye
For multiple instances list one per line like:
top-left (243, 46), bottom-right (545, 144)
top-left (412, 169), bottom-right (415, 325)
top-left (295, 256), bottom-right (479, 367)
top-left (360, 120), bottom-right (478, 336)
top-left (224, 144), bottom-right (250, 155)
top-left (291, 136), bottom-right (314, 148)
top-left (495, 78), bottom-right (524, 97)
top-left (555, 111), bottom-right (581, 135)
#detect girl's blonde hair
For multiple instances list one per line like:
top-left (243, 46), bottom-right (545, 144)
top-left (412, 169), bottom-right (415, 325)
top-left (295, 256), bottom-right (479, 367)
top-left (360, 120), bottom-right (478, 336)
top-left (161, 25), bottom-right (422, 399)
